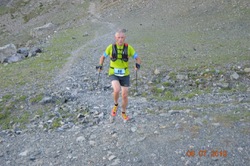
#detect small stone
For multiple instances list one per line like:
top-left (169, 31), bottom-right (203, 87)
top-left (83, 32), bottom-right (89, 37)
top-left (217, 83), bottom-right (229, 89)
top-left (154, 130), bottom-right (159, 134)
top-left (175, 123), bottom-right (180, 129)
top-left (19, 150), bottom-right (29, 157)
top-left (98, 112), bottom-right (104, 119)
top-left (212, 157), bottom-right (219, 161)
top-left (169, 110), bottom-right (180, 115)
top-left (189, 145), bottom-right (195, 149)
top-left (238, 147), bottom-right (243, 152)
top-left (77, 114), bottom-right (85, 118)
top-left (212, 123), bottom-right (220, 126)
top-left (133, 92), bottom-right (138, 96)
top-left (111, 159), bottom-right (120, 165)
top-left (29, 156), bottom-right (36, 161)
top-left (89, 140), bottom-right (96, 146)
top-left (131, 126), bottom-right (137, 132)
top-left (0, 137), bottom-right (3, 144)
top-left (230, 72), bottom-right (239, 80)
top-left (15, 130), bottom-right (22, 135)
top-left (184, 109), bottom-right (191, 113)
top-left (89, 134), bottom-right (97, 139)
top-left (154, 68), bottom-right (160, 75)
top-left (159, 125), bottom-right (167, 129)
top-left (176, 74), bottom-right (188, 80)
top-left (108, 155), bottom-right (116, 161)
top-left (244, 68), bottom-right (250, 73)
top-left (159, 113), bottom-right (169, 117)
top-left (56, 127), bottom-right (65, 132)
top-left (194, 117), bottom-right (203, 125)
top-left (185, 160), bottom-right (191, 165)
top-left (76, 136), bottom-right (86, 142)
top-left (137, 137), bottom-right (146, 142)
top-left (40, 96), bottom-right (53, 104)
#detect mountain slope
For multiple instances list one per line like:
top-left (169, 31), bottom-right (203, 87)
top-left (0, 0), bottom-right (249, 165)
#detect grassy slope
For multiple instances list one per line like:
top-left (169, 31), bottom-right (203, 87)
top-left (1, 0), bottom-right (249, 91)
top-left (0, 0), bottom-right (95, 129)
top-left (0, 24), bottom-right (98, 129)
top-left (0, 0), bottom-right (90, 90)
top-left (105, 0), bottom-right (250, 71)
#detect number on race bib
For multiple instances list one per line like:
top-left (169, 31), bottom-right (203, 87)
top-left (114, 68), bottom-right (125, 76)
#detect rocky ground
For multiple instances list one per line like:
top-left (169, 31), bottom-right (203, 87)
top-left (0, 0), bottom-right (250, 165)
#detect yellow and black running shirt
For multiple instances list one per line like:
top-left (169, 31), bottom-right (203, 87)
top-left (103, 43), bottom-right (138, 76)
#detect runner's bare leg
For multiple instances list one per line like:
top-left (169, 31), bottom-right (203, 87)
top-left (112, 80), bottom-right (120, 105)
top-left (121, 86), bottom-right (128, 113)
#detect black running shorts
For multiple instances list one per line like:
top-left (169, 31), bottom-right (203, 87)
top-left (110, 75), bottom-right (130, 87)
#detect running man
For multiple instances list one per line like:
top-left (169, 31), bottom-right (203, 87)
top-left (97, 29), bottom-right (141, 121)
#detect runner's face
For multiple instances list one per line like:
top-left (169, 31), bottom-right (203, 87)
top-left (115, 32), bottom-right (126, 46)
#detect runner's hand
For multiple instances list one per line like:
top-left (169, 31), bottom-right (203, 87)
top-left (135, 63), bottom-right (140, 70)
top-left (96, 65), bottom-right (103, 72)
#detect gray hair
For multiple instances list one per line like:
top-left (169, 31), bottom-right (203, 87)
top-left (116, 28), bottom-right (127, 34)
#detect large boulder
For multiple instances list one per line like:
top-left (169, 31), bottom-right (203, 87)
top-left (30, 23), bottom-right (56, 38)
top-left (0, 44), bottom-right (17, 63)
top-left (4, 54), bottom-right (25, 63)
top-left (0, 44), bottom-right (43, 64)
top-left (28, 47), bottom-right (42, 57)
top-left (17, 47), bottom-right (29, 57)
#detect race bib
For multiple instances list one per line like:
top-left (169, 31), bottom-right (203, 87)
top-left (114, 68), bottom-right (125, 76)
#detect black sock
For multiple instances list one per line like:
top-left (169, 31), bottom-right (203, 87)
top-left (114, 103), bottom-right (118, 106)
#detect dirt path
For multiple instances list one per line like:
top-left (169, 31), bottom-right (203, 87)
top-left (55, 1), bottom-right (115, 85)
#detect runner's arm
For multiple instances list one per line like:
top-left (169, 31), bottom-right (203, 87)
top-left (99, 55), bottom-right (105, 66)
top-left (135, 56), bottom-right (141, 65)
top-left (132, 53), bottom-right (141, 65)
top-left (96, 55), bottom-right (105, 72)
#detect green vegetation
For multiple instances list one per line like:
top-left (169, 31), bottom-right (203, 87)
top-left (145, 109), bottom-right (155, 114)
top-left (52, 118), bottom-right (62, 128)
top-left (214, 109), bottom-right (250, 127)
top-left (23, 6), bottom-right (44, 23)
top-left (36, 109), bottom-right (44, 117)
top-left (0, 6), bottom-right (8, 16)
top-left (163, 91), bottom-right (179, 101)
top-left (0, 19), bottom-right (99, 130)
top-left (0, 95), bottom-right (30, 129)
top-left (30, 94), bottom-right (44, 104)
top-left (127, 4), bottom-right (250, 71)
top-left (0, 0), bottom-right (31, 16)
top-left (0, 23), bottom-right (95, 90)
top-left (184, 92), bottom-right (197, 99)
top-left (1, 94), bottom-right (13, 102)
top-left (0, 110), bottom-right (12, 129)
top-left (1, 0), bottom-right (249, 132)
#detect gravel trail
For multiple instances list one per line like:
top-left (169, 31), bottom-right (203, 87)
top-left (0, 0), bottom-right (249, 166)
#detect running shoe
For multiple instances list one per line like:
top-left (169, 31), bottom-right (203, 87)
top-left (111, 104), bottom-right (118, 117)
top-left (121, 112), bottom-right (129, 121)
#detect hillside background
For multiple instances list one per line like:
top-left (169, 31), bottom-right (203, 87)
top-left (0, 0), bottom-right (250, 165)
